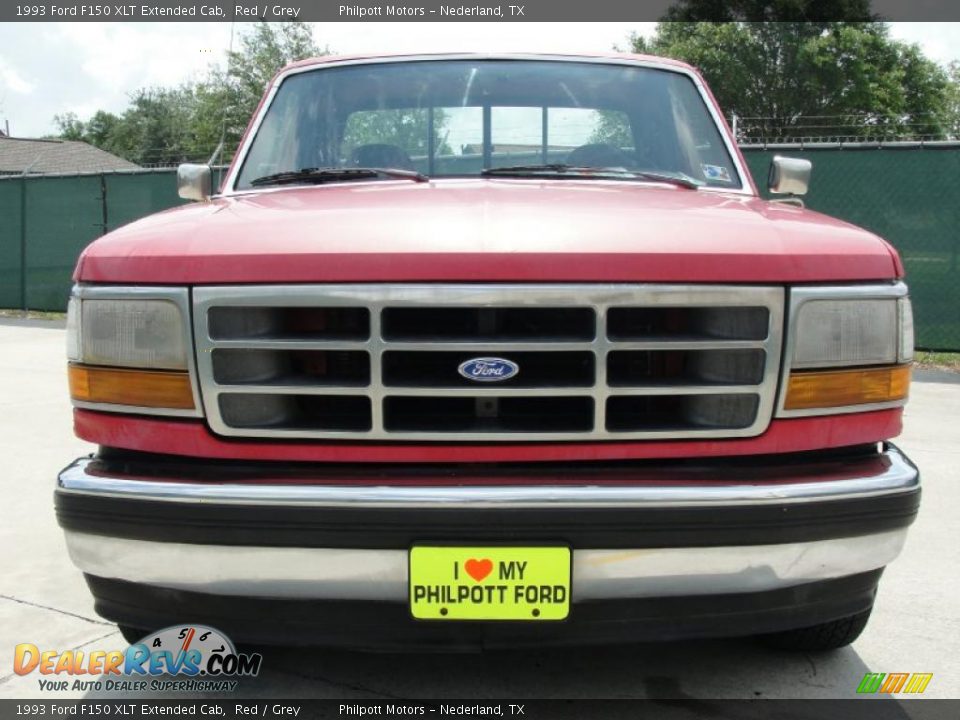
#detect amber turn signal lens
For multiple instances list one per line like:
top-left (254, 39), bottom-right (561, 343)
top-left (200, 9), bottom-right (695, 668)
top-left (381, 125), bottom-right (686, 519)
top-left (68, 364), bottom-right (195, 410)
top-left (784, 365), bottom-right (911, 411)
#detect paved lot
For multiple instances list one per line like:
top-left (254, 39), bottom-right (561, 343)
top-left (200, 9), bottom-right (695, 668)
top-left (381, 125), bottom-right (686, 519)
top-left (0, 319), bottom-right (957, 701)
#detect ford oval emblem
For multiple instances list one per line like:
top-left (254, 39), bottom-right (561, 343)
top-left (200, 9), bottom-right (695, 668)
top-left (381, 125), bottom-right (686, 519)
top-left (458, 357), bottom-right (519, 382)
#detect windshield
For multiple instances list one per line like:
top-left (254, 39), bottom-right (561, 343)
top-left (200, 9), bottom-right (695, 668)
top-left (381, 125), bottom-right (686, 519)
top-left (234, 59), bottom-right (742, 191)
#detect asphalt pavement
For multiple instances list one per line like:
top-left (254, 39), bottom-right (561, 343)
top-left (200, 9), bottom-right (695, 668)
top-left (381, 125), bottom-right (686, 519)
top-left (0, 319), bottom-right (957, 701)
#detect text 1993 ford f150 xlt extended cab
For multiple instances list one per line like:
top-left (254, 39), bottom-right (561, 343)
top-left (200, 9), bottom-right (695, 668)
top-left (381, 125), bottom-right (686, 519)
top-left (56, 52), bottom-right (919, 651)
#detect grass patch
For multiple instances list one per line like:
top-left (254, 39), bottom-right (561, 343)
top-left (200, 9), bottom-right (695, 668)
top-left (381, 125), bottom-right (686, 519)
top-left (915, 351), bottom-right (960, 372)
top-left (0, 309), bottom-right (67, 321)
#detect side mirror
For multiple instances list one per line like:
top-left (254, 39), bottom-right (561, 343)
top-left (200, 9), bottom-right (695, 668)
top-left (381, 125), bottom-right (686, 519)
top-left (177, 163), bottom-right (212, 201)
top-left (767, 156), bottom-right (812, 196)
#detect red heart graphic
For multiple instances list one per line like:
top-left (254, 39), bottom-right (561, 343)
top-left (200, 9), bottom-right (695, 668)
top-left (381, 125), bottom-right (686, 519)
top-left (464, 558), bottom-right (493, 582)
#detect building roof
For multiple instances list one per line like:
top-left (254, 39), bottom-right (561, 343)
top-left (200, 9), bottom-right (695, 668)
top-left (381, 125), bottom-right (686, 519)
top-left (0, 137), bottom-right (140, 175)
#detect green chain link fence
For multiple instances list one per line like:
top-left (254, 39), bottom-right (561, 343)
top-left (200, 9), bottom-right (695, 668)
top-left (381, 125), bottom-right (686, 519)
top-left (0, 170), bottom-right (186, 311)
top-left (1, 149), bottom-right (958, 350)
top-left (742, 145), bottom-right (960, 351)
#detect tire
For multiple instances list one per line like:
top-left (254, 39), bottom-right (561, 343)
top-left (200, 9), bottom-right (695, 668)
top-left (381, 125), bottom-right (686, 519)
top-left (759, 608), bottom-right (873, 651)
top-left (118, 625), bottom-right (150, 645)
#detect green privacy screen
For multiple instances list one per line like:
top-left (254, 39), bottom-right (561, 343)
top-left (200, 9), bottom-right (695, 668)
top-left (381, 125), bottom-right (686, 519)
top-left (104, 171), bottom-right (184, 231)
top-left (0, 170), bottom-right (186, 313)
top-left (1, 151), bottom-right (959, 350)
top-left (742, 146), bottom-right (960, 351)
top-left (23, 174), bottom-right (104, 311)
top-left (0, 179), bottom-right (22, 309)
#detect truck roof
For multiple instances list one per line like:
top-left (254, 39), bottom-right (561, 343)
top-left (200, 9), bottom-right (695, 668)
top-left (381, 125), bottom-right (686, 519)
top-left (279, 51), bottom-right (698, 75)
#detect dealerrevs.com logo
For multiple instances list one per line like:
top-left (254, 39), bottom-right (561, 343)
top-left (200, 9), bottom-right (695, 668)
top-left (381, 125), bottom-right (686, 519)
top-left (14, 625), bottom-right (262, 693)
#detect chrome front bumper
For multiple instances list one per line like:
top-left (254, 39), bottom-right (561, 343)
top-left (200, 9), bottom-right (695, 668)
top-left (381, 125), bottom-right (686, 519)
top-left (56, 445), bottom-right (920, 602)
top-left (63, 530), bottom-right (909, 601)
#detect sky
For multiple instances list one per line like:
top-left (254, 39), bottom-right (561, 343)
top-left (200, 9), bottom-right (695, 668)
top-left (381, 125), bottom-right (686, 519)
top-left (0, 22), bottom-right (958, 138)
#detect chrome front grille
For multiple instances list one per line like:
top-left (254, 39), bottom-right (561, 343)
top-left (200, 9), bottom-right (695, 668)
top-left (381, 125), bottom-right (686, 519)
top-left (193, 285), bottom-right (784, 441)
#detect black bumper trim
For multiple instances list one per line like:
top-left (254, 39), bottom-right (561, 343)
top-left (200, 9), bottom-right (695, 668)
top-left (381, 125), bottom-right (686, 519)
top-left (57, 488), bottom-right (918, 549)
top-left (55, 446), bottom-right (920, 549)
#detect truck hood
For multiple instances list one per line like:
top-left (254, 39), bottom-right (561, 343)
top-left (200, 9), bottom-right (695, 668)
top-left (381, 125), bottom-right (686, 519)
top-left (76, 179), bottom-right (900, 284)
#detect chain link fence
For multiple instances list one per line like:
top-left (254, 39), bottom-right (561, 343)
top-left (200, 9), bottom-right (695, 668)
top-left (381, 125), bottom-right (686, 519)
top-left (742, 144), bottom-right (960, 351)
top-left (0, 168), bottom-right (227, 311)
top-left (1, 148), bottom-right (958, 350)
top-left (0, 171), bottom-right (186, 311)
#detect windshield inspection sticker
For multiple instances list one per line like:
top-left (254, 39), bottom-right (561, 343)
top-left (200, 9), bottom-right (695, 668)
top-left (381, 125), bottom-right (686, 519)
top-left (701, 164), bottom-right (732, 182)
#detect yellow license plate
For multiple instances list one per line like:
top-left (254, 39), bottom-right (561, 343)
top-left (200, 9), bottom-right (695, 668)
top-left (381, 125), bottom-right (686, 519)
top-left (409, 546), bottom-right (571, 621)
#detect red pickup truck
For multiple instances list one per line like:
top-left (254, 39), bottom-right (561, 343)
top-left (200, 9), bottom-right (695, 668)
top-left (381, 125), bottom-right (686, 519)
top-left (57, 52), bottom-right (919, 651)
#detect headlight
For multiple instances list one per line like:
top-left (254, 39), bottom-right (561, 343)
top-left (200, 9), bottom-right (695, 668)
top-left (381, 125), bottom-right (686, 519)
top-left (73, 298), bottom-right (188, 369)
top-left (66, 288), bottom-right (198, 414)
top-left (792, 299), bottom-right (898, 369)
top-left (780, 284), bottom-right (912, 415)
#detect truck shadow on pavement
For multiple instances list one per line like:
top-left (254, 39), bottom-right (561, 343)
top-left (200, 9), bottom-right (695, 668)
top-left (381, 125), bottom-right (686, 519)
top-left (231, 637), bottom-right (882, 702)
top-left (73, 633), bottom-right (922, 718)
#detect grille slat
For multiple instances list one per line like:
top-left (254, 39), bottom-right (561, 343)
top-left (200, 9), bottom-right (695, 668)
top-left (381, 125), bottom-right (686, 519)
top-left (607, 339), bottom-right (766, 350)
top-left (383, 351), bottom-right (595, 388)
top-left (607, 306), bottom-right (769, 341)
top-left (217, 393), bottom-right (372, 431)
top-left (382, 307), bottom-right (595, 342)
top-left (208, 306), bottom-right (370, 341)
top-left (384, 396), bottom-right (594, 433)
top-left (194, 285), bottom-right (784, 441)
top-left (606, 394), bottom-right (761, 432)
top-left (376, 387), bottom-right (598, 397)
top-left (206, 384), bottom-right (376, 396)
top-left (607, 349), bottom-right (766, 387)
top-left (603, 385), bottom-right (764, 397)
top-left (212, 349), bottom-right (371, 387)
top-left (207, 339), bottom-right (371, 350)
top-left (380, 341), bottom-right (597, 352)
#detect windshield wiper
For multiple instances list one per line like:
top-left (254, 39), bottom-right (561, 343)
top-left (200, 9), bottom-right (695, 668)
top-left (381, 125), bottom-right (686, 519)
top-left (481, 164), bottom-right (703, 189)
top-left (626, 169), bottom-right (704, 189)
top-left (249, 166), bottom-right (428, 187)
top-left (481, 163), bottom-right (575, 176)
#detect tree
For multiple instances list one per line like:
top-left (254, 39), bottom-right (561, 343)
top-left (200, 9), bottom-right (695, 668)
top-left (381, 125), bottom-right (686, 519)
top-left (50, 22), bottom-right (325, 165)
top-left (194, 21), bottom-right (326, 160)
top-left (194, 23), bottom-right (450, 165)
top-left (588, 111), bottom-right (633, 148)
top-left (659, 0), bottom-right (876, 22)
top-left (945, 62), bottom-right (960, 139)
top-left (57, 88), bottom-right (199, 165)
top-left (53, 112), bottom-right (86, 141)
top-left (343, 109), bottom-right (453, 160)
top-left (83, 111), bottom-right (122, 150)
top-left (51, 21), bottom-right (456, 169)
top-left (118, 87), bottom-right (199, 165)
top-left (630, 12), bottom-right (950, 140)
